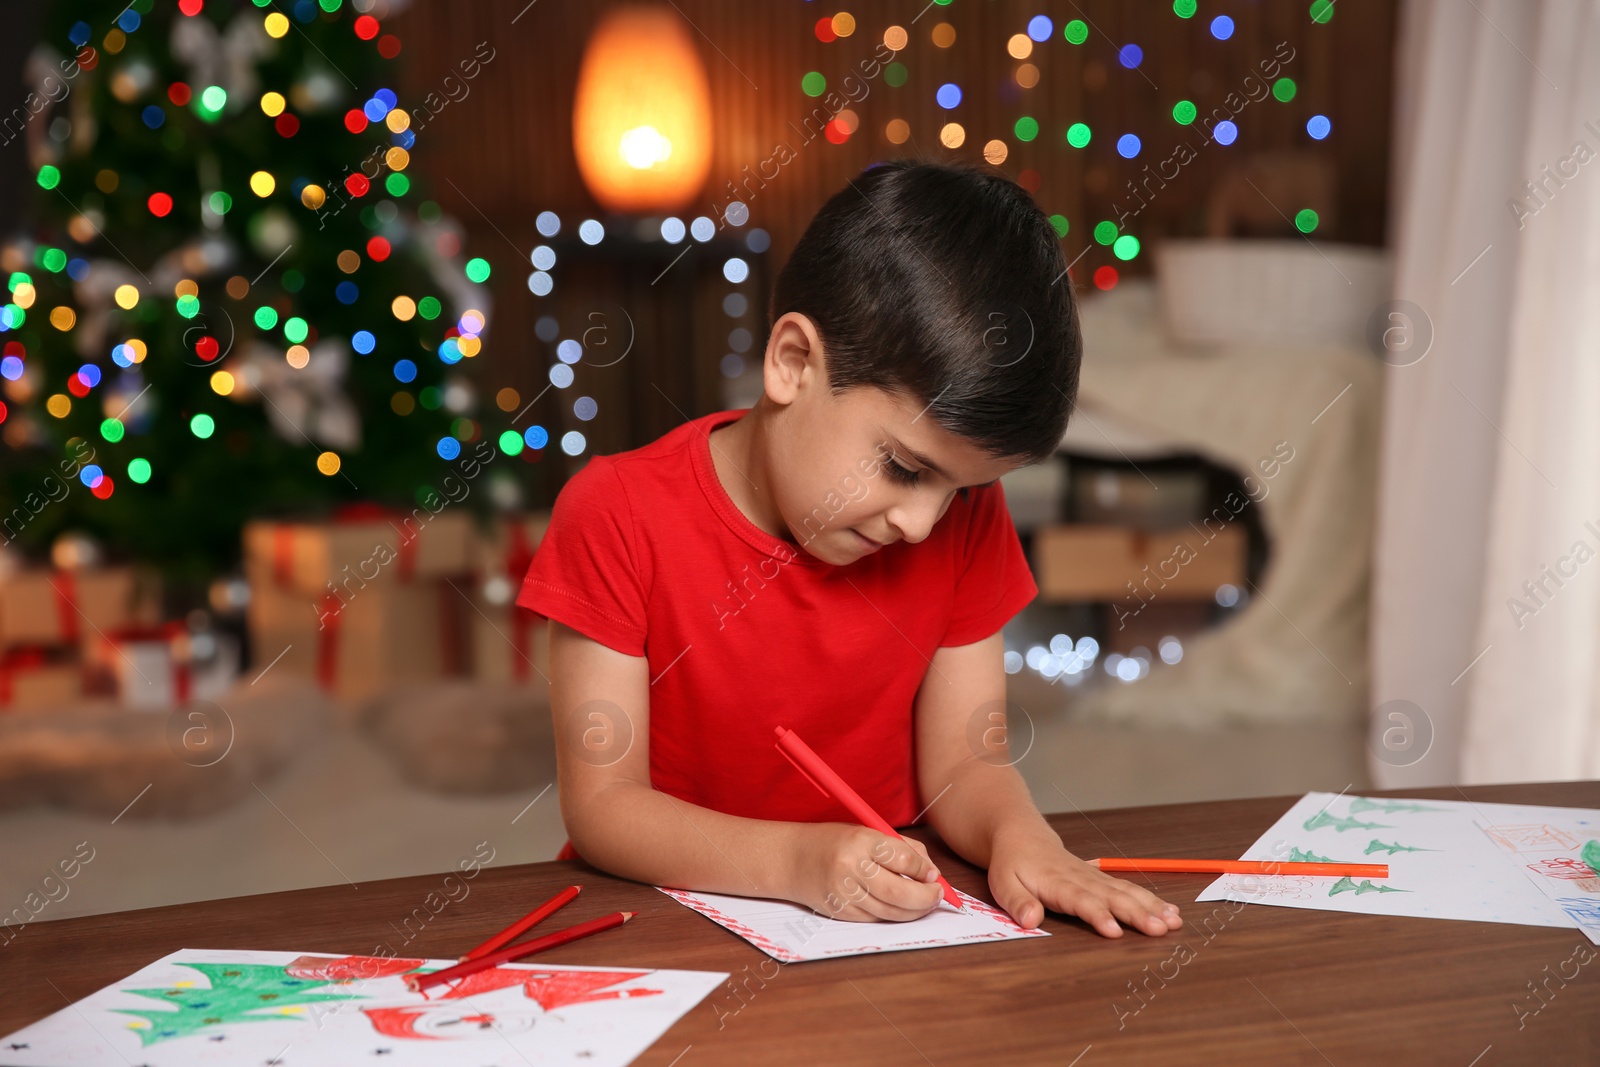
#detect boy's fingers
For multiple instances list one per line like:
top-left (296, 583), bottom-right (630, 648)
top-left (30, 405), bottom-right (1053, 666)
top-left (869, 834), bottom-right (938, 883)
top-left (1105, 884), bottom-right (1182, 935)
top-left (1029, 873), bottom-right (1129, 938)
top-left (989, 868), bottom-right (1047, 930)
top-left (854, 835), bottom-right (942, 916)
top-left (1112, 876), bottom-right (1176, 913)
top-left (1075, 898), bottom-right (1125, 938)
top-left (866, 864), bottom-right (943, 915)
top-left (825, 877), bottom-right (935, 923)
top-left (1086, 873), bottom-right (1182, 932)
top-left (861, 890), bottom-right (940, 922)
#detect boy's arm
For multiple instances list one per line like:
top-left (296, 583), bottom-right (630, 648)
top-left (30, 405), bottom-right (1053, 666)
top-left (547, 622), bottom-right (944, 921)
top-left (913, 632), bottom-right (1183, 937)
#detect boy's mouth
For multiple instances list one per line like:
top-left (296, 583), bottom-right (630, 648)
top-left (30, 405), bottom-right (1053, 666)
top-left (852, 529), bottom-right (884, 551)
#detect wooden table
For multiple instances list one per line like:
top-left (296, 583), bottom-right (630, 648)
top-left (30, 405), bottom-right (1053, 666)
top-left (5, 783), bottom-right (1597, 1065)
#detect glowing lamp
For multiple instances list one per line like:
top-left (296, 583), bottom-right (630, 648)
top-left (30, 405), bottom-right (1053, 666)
top-left (572, 5), bottom-right (712, 213)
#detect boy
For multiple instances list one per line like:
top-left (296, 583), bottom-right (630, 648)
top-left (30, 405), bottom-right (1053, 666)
top-left (518, 160), bottom-right (1182, 938)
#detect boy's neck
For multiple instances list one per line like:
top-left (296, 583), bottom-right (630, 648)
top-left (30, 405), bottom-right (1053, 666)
top-left (708, 401), bottom-right (795, 545)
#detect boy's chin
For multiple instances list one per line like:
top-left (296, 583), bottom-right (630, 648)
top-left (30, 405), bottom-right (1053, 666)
top-left (788, 532), bottom-right (859, 566)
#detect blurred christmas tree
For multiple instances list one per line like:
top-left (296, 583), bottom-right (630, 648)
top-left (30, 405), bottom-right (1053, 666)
top-left (0, 0), bottom-right (494, 587)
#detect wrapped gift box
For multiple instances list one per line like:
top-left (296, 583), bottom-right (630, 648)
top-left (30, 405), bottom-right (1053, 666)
top-left (0, 648), bottom-right (87, 712)
top-left (0, 567), bottom-right (160, 647)
top-left (247, 577), bottom-right (468, 708)
top-left (1032, 524), bottom-right (1247, 602)
top-left (467, 589), bottom-right (548, 686)
top-left (471, 512), bottom-right (550, 577)
top-left (243, 507), bottom-right (475, 597)
top-left (468, 513), bottom-right (550, 687)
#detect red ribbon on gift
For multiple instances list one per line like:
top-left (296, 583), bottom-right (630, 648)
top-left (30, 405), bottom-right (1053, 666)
top-left (315, 590), bottom-right (343, 691)
top-left (50, 569), bottom-right (80, 645)
top-left (0, 646), bottom-right (50, 706)
top-left (272, 525), bottom-right (297, 588)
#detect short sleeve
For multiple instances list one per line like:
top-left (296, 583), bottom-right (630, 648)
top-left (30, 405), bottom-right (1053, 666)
top-left (940, 479), bottom-right (1039, 647)
top-left (515, 457), bottom-right (648, 657)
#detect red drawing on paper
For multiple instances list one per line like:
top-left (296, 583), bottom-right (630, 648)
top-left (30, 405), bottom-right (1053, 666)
top-left (363, 968), bottom-right (663, 1040)
top-left (429, 966), bottom-right (662, 1008)
top-left (362, 1004), bottom-right (540, 1040)
top-left (286, 954), bottom-right (425, 983)
top-left (498, 969), bottom-right (663, 1012)
top-left (1525, 858), bottom-right (1600, 893)
top-left (1485, 824), bottom-right (1580, 853)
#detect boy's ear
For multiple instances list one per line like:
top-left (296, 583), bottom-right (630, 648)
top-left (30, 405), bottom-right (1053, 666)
top-left (763, 312), bottom-right (824, 405)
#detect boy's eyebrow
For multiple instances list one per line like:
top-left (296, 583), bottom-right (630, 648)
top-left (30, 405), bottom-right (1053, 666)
top-left (882, 429), bottom-right (1001, 488)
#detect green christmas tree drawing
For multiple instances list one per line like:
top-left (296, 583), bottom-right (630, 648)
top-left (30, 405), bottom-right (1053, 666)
top-left (3, 0), bottom-right (504, 586)
top-left (1364, 838), bottom-right (1439, 856)
top-left (111, 962), bottom-right (350, 1047)
top-left (1348, 797), bottom-right (1446, 815)
top-left (1286, 847), bottom-right (1343, 863)
top-left (1328, 877), bottom-right (1410, 897)
top-left (1581, 840), bottom-right (1600, 877)
top-left (1303, 810), bottom-right (1392, 834)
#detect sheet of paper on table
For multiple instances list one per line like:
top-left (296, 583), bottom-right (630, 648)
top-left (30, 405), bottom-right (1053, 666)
top-left (657, 886), bottom-right (1049, 962)
top-left (1193, 792), bottom-right (1600, 943)
top-left (0, 948), bottom-right (726, 1067)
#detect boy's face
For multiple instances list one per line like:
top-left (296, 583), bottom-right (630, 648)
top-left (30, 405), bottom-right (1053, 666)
top-left (762, 314), bottom-right (1027, 565)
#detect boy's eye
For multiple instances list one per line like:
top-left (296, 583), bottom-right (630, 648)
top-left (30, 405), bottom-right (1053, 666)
top-left (885, 460), bottom-right (920, 485)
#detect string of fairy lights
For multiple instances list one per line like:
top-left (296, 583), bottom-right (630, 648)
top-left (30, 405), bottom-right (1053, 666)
top-left (803, 0), bottom-right (1336, 294)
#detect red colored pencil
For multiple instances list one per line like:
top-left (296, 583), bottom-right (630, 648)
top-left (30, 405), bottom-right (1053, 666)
top-left (408, 911), bottom-right (636, 995)
top-left (460, 885), bottom-right (581, 961)
top-left (1093, 858), bottom-right (1390, 878)
top-left (774, 725), bottom-right (965, 912)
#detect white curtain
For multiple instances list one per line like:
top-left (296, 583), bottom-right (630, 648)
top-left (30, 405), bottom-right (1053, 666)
top-left (1373, 0), bottom-right (1600, 786)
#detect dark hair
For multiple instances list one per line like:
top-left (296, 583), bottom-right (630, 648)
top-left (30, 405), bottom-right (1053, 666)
top-left (770, 158), bottom-right (1081, 466)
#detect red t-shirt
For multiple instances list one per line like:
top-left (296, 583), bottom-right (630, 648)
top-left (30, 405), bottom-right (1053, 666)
top-left (517, 407), bottom-right (1038, 847)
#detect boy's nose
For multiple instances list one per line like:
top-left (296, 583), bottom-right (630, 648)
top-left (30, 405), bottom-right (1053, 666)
top-left (885, 503), bottom-right (940, 545)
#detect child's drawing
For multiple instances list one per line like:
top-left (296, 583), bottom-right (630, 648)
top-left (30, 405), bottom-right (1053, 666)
top-left (1364, 839), bottom-right (1439, 856)
top-left (1242, 877), bottom-right (1316, 900)
top-left (1285, 846), bottom-right (1346, 863)
top-left (287, 954), bottom-right (424, 981)
top-left (1302, 810), bottom-right (1392, 833)
top-left (112, 962), bottom-right (353, 1047)
top-left (1328, 877), bottom-right (1410, 897)
top-left (1525, 858), bottom-right (1600, 893)
top-left (1198, 792), bottom-right (1596, 940)
top-left (1348, 797), bottom-right (1447, 815)
top-left (0, 949), bottom-right (727, 1067)
top-left (1484, 824), bottom-right (1581, 853)
top-left (1556, 897), bottom-right (1600, 930)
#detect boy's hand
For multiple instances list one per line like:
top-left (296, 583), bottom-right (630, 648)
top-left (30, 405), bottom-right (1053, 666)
top-left (988, 824), bottom-right (1183, 938)
top-left (786, 823), bottom-right (945, 922)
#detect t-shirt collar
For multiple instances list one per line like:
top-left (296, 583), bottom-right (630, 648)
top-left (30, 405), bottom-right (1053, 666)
top-left (690, 408), bottom-right (832, 568)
